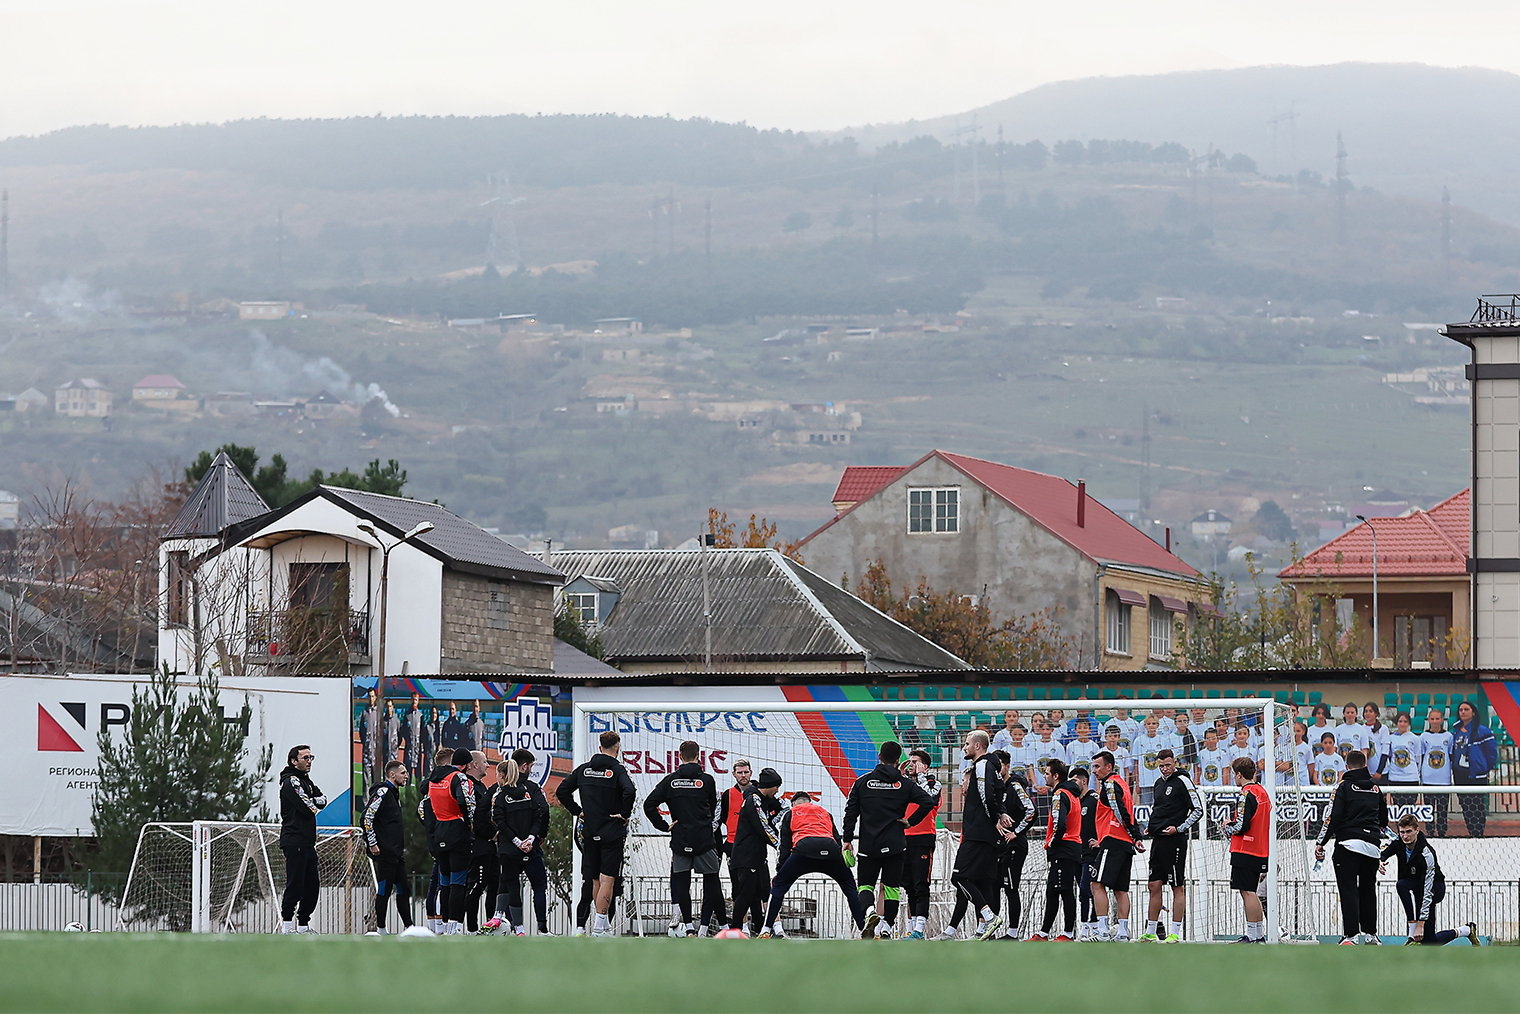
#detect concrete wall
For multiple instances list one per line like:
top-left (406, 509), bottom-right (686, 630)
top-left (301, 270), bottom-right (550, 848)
top-left (440, 571), bottom-right (554, 673)
top-left (802, 455), bottom-right (1100, 662)
top-left (1469, 331), bottom-right (1520, 667)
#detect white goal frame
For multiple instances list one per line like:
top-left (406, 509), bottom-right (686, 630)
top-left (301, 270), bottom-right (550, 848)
top-left (572, 695), bottom-right (1280, 942)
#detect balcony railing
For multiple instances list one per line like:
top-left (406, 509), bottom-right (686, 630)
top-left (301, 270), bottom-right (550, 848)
top-left (245, 607), bottom-right (370, 670)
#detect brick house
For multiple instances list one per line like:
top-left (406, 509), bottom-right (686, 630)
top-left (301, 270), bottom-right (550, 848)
top-left (158, 453), bottom-right (563, 675)
top-left (797, 450), bottom-right (1208, 670)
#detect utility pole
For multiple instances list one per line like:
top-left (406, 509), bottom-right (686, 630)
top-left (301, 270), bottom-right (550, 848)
top-left (700, 525), bottom-right (713, 672)
top-left (997, 124), bottom-right (1005, 193)
top-left (704, 197), bottom-right (712, 277)
top-left (1441, 186), bottom-right (1452, 283)
top-left (1335, 132), bottom-right (1349, 244)
top-left (0, 188), bottom-right (8, 298)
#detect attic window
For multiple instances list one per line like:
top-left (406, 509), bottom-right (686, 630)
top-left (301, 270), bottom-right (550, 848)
top-left (909, 487), bottom-right (959, 534)
top-left (566, 592), bottom-right (598, 625)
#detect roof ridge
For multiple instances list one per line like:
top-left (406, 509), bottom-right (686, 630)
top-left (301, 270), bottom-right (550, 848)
top-left (770, 552), bottom-right (866, 658)
top-left (1414, 508), bottom-right (1466, 558)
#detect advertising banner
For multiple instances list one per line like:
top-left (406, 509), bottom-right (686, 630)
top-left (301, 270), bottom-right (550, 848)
top-left (349, 677), bottom-right (569, 816)
top-left (2, 672), bottom-right (351, 837)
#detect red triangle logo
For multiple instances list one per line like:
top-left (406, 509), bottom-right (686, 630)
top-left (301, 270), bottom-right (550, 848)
top-left (38, 704), bottom-right (84, 752)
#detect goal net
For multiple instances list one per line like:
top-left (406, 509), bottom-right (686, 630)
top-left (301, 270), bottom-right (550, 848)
top-left (118, 822), bottom-right (377, 933)
top-left (574, 696), bottom-right (1283, 940)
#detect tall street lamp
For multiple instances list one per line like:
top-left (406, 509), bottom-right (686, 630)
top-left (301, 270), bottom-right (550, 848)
top-left (357, 521), bottom-right (435, 677)
top-left (1355, 515), bottom-right (1379, 661)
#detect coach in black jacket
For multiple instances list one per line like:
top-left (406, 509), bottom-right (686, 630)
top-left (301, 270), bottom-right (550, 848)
top-left (843, 741), bottom-right (934, 937)
top-left (1316, 751), bottom-right (1389, 943)
top-left (278, 744), bottom-right (327, 934)
top-left (557, 730), bottom-right (637, 935)
top-left (362, 759), bottom-right (413, 933)
top-left (644, 740), bottom-right (721, 935)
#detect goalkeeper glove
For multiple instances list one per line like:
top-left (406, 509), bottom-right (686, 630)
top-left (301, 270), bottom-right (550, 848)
top-left (843, 844), bottom-right (855, 867)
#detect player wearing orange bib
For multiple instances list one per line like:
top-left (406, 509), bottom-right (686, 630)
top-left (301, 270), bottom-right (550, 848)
top-left (1222, 756), bottom-right (1271, 943)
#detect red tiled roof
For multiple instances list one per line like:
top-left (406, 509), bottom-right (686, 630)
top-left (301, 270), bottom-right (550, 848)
top-left (831, 466), bottom-right (907, 506)
top-left (803, 450), bottom-right (1198, 577)
top-left (1278, 489), bottom-right (1469, 580)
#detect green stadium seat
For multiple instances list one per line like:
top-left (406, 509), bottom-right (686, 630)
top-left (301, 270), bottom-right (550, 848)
top-left (1383, 693), bottom-right (1398, 708)
top-left (954, 714), bottom-right (973, 732)
top-left (1224, 690), bottom-right (1239, 698)
top-left (1275, 691), bottom-right (1290, 703)
top-left (1412, 714), bottom-right (1426, 734)
top-left (1119, 690), bottom-right (1134, 699)
top-left (1102, 688), bottom-right (1117, 699)
top-left (934, 714), bottom-right (951, 729)
top-left (1136, 689), bottom-right (1152, 699)
top-left (1417, 693), bottom-right (1431, 710)
top-left (995, 687), bottom-right (1012, 701)
top-left (1292, 692), bottom-right (1306, 705)
top-left (1172, 688), bottom-right (1188, 700)
top-left (1190, 689), bottom-right (1204, 699)
top-left (1014, 687), bottom-right (1030, 700)
top-left (1433, 694), bottom-right (1447, 710)
top-left (923, 687), bottom-right (940, 701)
top-left (880, 687), bottom-right (898, 701)
top-left (1308, 692), bottom-right (1322, 705)
top-left (1032, 688), bottom-right (1048, 700)
top-left (1206, 689), bottom-right (1221, 699)
top-left (902, 687), bottom-right (920, 701)
top-left (1399, 693), bottom-right (1414, 709)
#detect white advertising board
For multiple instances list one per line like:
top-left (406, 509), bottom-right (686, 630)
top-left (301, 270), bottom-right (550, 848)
top-left (2, 673), bottom-right (351, 837)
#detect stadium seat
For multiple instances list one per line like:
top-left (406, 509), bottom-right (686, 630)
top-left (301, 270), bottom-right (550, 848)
top-left (1399, 693), bottom-right (1414, 709)
top-left (1136, 689), bottom-right (1151, 699)
top-left (923, 687), bottom-right (941, 701)
top-left (1032, 688), bottom-right (1048, 700)
top-left (1190, 689), bottom-right (1204, 699)
top-left (902, 687), bottom-right (920, 701)
top-left (934, 714), bottom-right (952, 730)
top-left (1412, 714), bottom-right (1425, 734)
top-left (1102, 688), bottom-right (1117, 699)
top-left (1384, 692), bottom-right (1398, 708)
top-left (954, 714), bottom-right (973, 732)
top-left (995, 687), bottom-right (1012, 701)
top-left (1417, 693), bottom-right (1431, 710)
top-left (1014, 687), bottom-right (1030, 700)
top-left (1224, 690), bottom-right (1239, 698)
top-left (1433, 694), bottom-right (1447, 711)
top-left (1275, 691), bottom-right (1290, 703)
top-left (1172, 688), bottom-right (1188, 700)
top-left (1292, 691), bottom-right (1306, 705)
top-left (1206, 689), bottom-right (1221, 699)
top-left (1308, 692), bottom-right (1322, 705)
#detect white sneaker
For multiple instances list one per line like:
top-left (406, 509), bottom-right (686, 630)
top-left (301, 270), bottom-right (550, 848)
top-left (932, 927), bottom-right (958, 941)
top-left (773, 924), bottom-right (787, 939)
top-left (364, 931), bottom-right (380, 937)
top-left (667, 923), bottom-right (683, 938)
top-left (572, 927), bottom-right (587, 937)
top-left (592, 927), bottom-right (615, 937)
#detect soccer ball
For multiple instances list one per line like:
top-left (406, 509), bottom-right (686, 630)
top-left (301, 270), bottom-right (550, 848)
top-left (64, 922), bottom-right (85, 932)
top-left (714, 928), bottom-right (747, 939)
top-left (398, 925), bottom-right (435, 938)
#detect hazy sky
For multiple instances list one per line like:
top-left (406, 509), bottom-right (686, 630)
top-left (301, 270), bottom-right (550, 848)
top-left (2, 0), bottom-right (1517, 137)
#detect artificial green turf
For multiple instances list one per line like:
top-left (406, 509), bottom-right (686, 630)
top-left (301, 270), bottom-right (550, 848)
top-left (0, 934), bottom-right (1509, 1014)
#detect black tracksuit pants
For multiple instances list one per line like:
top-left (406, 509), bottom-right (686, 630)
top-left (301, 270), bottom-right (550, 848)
top-left (855, 851), bottom-right (905, 925)
top-left (370, 854), bottom-right (412, 930)
top-left (1332, 847), bottom-right (1379, 938)
top-left (464, 852), bottom-right (498, 932)
top-left (281, 844), bottom-right (320, 925)
top-left (1395, 878), bottom-right (1458, 944)
top-left (729, 861), bottom-right (770, 932)
top-left (766, 839), bottom-right (866, 932)
top-left (905, 835), bottom-right (936, 919)
top-left (1041, 856), bottom-right (1079, 935)
top-left (1000, 838), bottom-right (1029, 930)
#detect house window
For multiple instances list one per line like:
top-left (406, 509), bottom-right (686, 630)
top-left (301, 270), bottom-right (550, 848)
top-left (289, 562), bottom-right (346, 610)
top-left (166, 550), bottom-right (189, 626)
top-left (1149, 600), bottom-right (1172, 660)
top-left (908, 487), bottom-right (959, 533)
top-left (487, 582), bottom-right (510, 630)
top-left (566, 592), bottom-right (598, 625)
top-left (1106, 591), bottom-right (1130, 655)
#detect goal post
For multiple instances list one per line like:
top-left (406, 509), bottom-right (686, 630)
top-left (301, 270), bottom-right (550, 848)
top-left (119, 822), bottom-right (377, 933)
top-left (571, 693), bottom-right (1281, 940)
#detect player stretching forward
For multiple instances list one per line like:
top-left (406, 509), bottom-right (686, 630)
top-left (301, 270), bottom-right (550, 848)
top-left (761, 790), bottom-right (877, 939)
top-left (1091, 749), bottom-right (1143, 942)
top-left (902, 749), bottom-right (943, 939)
top-left (843, 741), bottom-right (935, 938)
top-left (1143, 748), bottom-right (1202, 942)
top-left (1222, 757), bottom-right (1272, 943)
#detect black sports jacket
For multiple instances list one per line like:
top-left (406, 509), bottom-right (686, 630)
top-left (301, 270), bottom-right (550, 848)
top-left (643, 762), bottom-right (719, 855)
top-left (843, 762), bottom-right (935, 855)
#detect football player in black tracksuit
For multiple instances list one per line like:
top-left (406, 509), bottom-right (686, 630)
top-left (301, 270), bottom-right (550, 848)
top-left (362, 759), bottom-right (413, 934)
top-left (1072, 766), bottom-right (1101, 941)
top-left (1316, 750), bottom-right (1390, 944)
top-left (462, 752), bottom-right (498, 933)
top-left (1381, 814), bottom-right (1477, 945)
top-left (278, 744), bottom-right (328, 934)
top-left (729, 767), bottom-right (784, 936)
top-left (488, 753), bottom-right (551, 935)
top-left (557, 730), bottom-right (637, 936)
top-left (939, 731), bottom-right (1010, 940)
top-left (1144, 750), bottom-right (1203, 942)
top-left (643, 740), bottom-right (721, 937)
top-left (843, 740), bottom-right (935, 939)
top-left (1034, 759), bottom-right (1083, 941)
top-left (993, 751), bottom-right (1034, 940)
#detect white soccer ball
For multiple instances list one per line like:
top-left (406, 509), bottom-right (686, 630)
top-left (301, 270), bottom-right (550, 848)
top-left (398, 925), bottom-right (435, 938)
top-left (714, 928), bottom-right (747, 939)
top-left (63, 922), bottom-right (85, 932)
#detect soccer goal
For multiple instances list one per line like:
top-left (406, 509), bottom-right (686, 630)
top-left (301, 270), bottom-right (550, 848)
top-left (573, 694), bottom-right (1283, 941)
top-left (118, 822), bottom-right (377, 933)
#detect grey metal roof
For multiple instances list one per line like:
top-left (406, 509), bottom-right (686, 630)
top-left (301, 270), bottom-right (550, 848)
top-left (550, 548), bottom-right (969, 671)
top-left (553, 637), bottom-right (622, 676)
top-left (164, 451), bottom-right (271, 538)
top-left (317, 487), bottom-right (565, 586)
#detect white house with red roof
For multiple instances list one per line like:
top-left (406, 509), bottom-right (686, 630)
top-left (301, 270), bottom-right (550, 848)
top-left (797, 450), bottom-right (1207, 670)
top-left (1279, 490), bottom-right (1470, 668)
